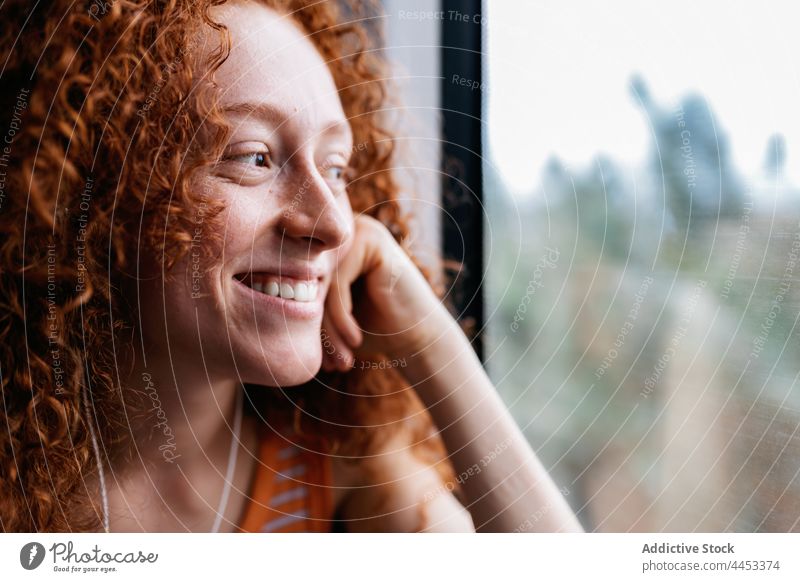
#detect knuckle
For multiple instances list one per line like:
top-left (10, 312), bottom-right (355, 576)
top-left (356, 213), bottom-right (388, 238)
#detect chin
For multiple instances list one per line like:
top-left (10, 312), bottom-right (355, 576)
top-left (246, 336), bottom-right (323, 387)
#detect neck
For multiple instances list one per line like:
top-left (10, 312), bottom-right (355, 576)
top-left (128, 348), bottom-right (242, 470)
top-left (100, 332), bottom-right (259, 532)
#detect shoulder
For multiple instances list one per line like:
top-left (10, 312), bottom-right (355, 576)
top-left (330, 430), bottom-right (474, 532)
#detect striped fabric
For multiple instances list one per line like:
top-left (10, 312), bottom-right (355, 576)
top-left (237, 430), bottom-right (334, 533)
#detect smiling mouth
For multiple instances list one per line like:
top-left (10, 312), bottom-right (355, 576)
top-left (233, 272), bottom-right (320, 302)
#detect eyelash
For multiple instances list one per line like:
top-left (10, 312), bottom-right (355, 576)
top-left (224, 150), bottom-right (271, 169)
top-left (221, 147), bottom-right (350, 185)
top-left (324, 165), bottom-right (346, 182)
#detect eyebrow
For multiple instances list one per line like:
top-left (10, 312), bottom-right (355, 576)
top-left (222, 101), bottom-right (283, 122)
top-left (221, 101), bottom-right (352, 140)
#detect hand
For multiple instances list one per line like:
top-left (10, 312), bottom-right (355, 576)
top-left (321, 214), bottom-right (452, 372)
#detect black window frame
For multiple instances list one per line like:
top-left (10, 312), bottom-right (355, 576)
top-left (440, 0), bottom-right (485, 362)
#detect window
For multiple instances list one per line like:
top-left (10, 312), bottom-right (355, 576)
top-left (484, 1), bottom-right (800, 531)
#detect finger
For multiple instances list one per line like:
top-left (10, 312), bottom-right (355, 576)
top-left (320, 318), bottom-right (355, 372)
top-left (320, 337), bottom-right (336, 372)
top-left (320, 353), bottom-right (335, 373)
top-left (320, 336), bottom-right (338, 372)
top-left (319, 319), bottom-right (338, 372)
top-left (327, 235), bottom-right (369, 347)
top-left (326, 279), bottom-right (363, 348)
top-left (332, 232), bottom-right (367, 297)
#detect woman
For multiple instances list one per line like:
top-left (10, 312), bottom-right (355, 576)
top-left (0, 0), bottom-right (581, 533)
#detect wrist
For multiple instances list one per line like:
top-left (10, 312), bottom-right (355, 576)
top-left (396, 309), bottom-right (481, 392)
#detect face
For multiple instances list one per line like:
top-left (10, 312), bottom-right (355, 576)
top-left (139, 1), bottom-right (354, 387)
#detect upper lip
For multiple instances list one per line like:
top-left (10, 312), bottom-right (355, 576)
top-left (233, 263), bottom-right (326, 282)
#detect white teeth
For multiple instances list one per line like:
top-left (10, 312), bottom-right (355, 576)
top-left (279, 283), bottom-right (295, 299)
top-left (303, 283), bottom-right (319, 302)
top-left (244, 276), bottom-right (318, 302)
top-left (294, 283), bottom-right (309, 302)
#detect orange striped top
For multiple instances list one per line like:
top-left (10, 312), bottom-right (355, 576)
top-left (237, 428), bottom-right (335, 533)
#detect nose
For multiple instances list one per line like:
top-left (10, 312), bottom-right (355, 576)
top-left (278, 161), bottom-right (352, 251)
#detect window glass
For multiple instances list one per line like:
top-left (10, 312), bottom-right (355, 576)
top-left (484, 0), bottom-right (800, 531)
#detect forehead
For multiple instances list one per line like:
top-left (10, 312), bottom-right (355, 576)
top-left (199, 1), bottom-right (347, 132)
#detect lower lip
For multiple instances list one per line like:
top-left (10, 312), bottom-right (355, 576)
top-left (231, 277), bottom-right (323, 320)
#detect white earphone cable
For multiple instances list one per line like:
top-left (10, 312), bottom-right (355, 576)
top-left (83, 383), bottom-right (110, 533)
top-left (211, 385), bottom-right (244, 533)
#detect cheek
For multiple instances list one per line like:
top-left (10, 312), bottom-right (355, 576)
top-left (227, 192), bottom-right (259, 225)
top-left (221, 194), bottom-right (277, 253)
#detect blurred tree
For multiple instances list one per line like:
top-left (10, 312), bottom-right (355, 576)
top-left (763, 133), bottom-right (786, 179)
top-left (632, 75), bottom-right (745, 237)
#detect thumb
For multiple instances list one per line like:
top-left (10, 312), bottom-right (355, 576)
top-left (325, 235), bottom-right (370, 348)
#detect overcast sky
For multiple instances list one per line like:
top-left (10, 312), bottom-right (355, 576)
top-left (487, 0), bottom-right (800, 198)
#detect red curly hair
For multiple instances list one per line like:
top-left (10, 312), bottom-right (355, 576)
top-left (0, 0), bottom-right (456, 532)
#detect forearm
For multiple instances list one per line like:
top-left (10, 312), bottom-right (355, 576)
top-left (402, 311), bottom-right (583, 533)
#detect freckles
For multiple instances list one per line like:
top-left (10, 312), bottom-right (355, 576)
top-left (224, 192), bottom-right (282, 247)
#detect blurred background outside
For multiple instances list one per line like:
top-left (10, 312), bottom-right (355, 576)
top-left (483, 0), bottom-right (800, 531)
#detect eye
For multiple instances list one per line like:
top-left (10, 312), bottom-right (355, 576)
top-left (227, 151), bottom-right (271, 168)
top-left (321, 154), bottom-right (350, 185)
top-left (221, 144), bottom-right (273, 170)
top-left (324, 165), bottom-right (346, 181)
